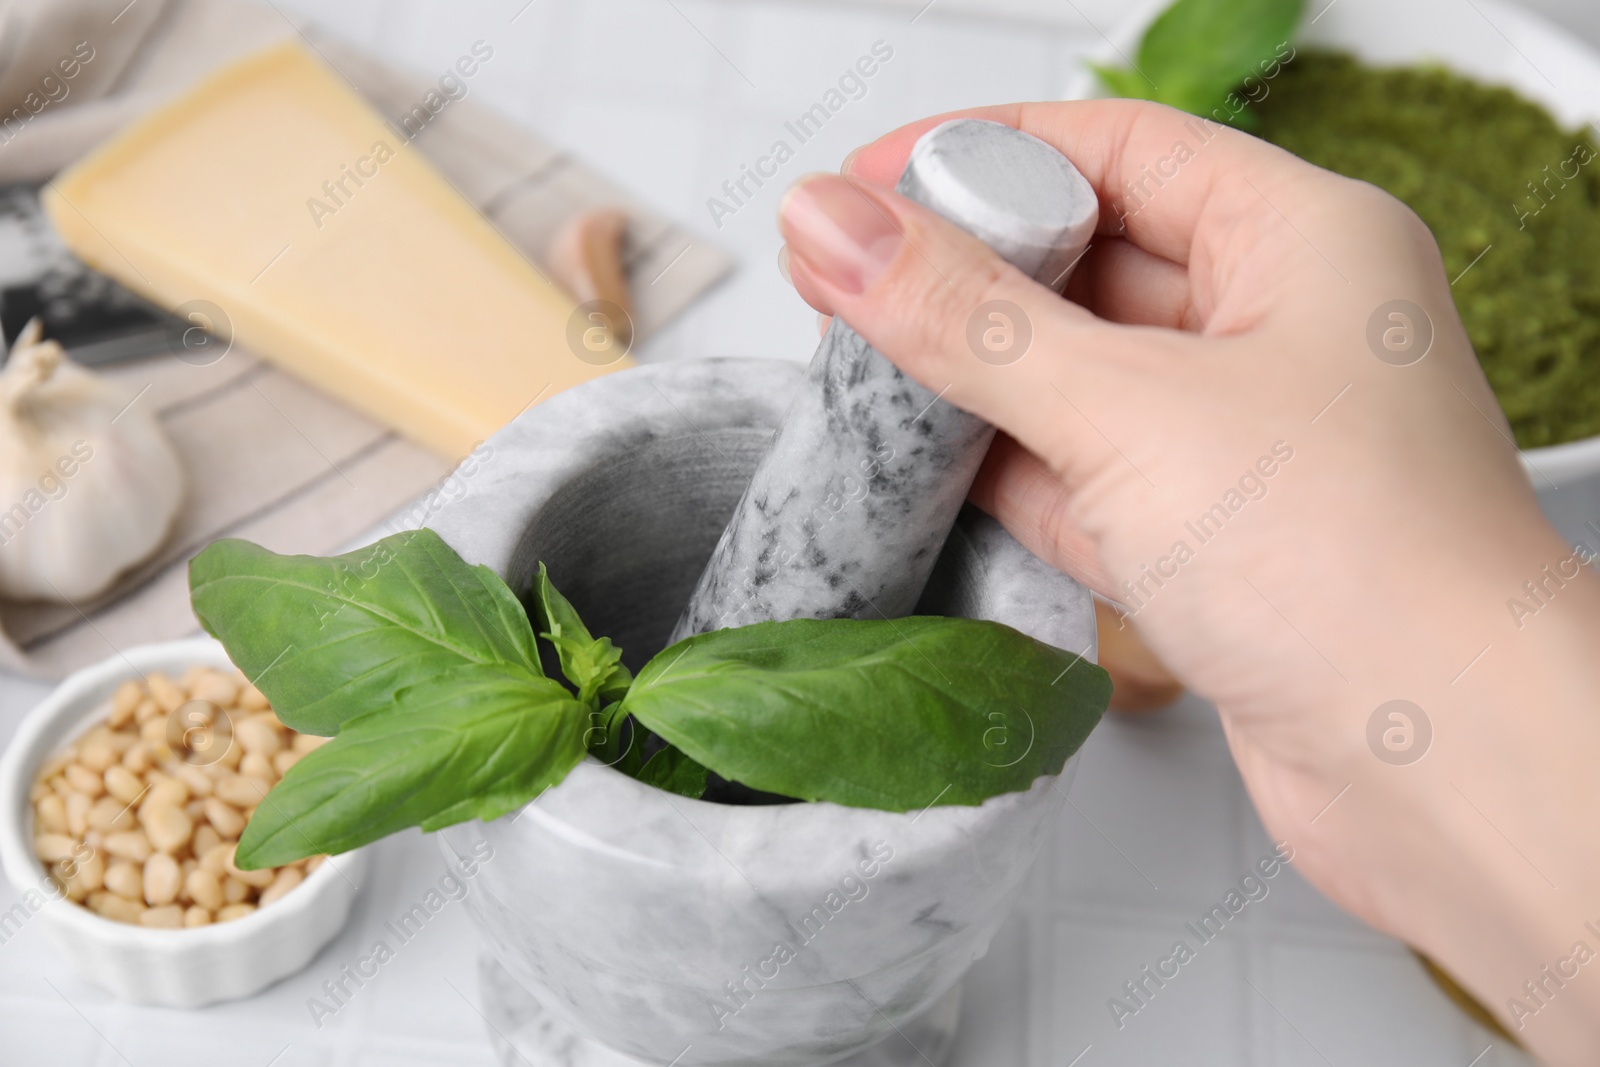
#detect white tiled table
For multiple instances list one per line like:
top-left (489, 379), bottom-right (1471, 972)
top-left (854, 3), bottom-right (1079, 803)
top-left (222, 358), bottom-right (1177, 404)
top-left (0, 1), bottom-right (1553, 1063)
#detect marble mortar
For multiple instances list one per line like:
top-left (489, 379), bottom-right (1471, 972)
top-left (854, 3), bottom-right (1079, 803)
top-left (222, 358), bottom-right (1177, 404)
top-left (427, 359), bottom-right (1098, 1066)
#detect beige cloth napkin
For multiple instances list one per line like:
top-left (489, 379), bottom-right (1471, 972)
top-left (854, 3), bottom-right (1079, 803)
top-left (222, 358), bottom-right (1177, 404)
top-left (0, 0), bottom-right (731, 678)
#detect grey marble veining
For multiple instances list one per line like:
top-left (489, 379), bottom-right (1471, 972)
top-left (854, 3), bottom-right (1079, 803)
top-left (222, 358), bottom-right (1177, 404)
top-left (426, 359), bottom-right (1098, 1066)
top-left (672, 119), bottom-right (1097, 640)
top-left (477, 954), bottom-right (966, 1067)
top-left (445, 761), bottom-right (1056, 1067)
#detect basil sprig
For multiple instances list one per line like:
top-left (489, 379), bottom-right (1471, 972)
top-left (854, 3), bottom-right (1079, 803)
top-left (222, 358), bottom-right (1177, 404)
top-left (531, 562), bottom-right (631, 707)
top-left (1091, 0), bottom-right (1303, 127)
top-left (189, 531), bottom-right (1109, 868)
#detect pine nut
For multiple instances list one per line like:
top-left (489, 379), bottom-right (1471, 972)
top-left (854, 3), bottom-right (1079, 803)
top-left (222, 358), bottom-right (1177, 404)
top-left (104, 860), bottom-right (142, 899)
top-left (236, 716), bottom-right (283, 756)
top-left (173, 765), bottom-right (213, 797)
top-left (35, 794), bottom-right (67, 834)
top-left (240, 753), bottom-right (277, 783)
top-left (192, 824), bottom-right (221, 858)
top-left (139, 904), bottom-right (185, 929)
top-left (78, 743), bottom-right (116, 773)
top-left (122, 742), bottom-right (152, 774)
top-left (222, 877), bottom-right (250, 904)
top-left (188, 670), bottom-right (238, 707)
top-left (259, 867), bottom-right (303, 907)
top-left (142, 805), bottom-right (192, 854)
top-left (215, 775), bottom-right (271, 809)
top-left (109, 681), bottom-right (142, 727)
top-left (34, 834), bottom-right (78, 863)
top-left (185, 868), bottom-right (225, 911)
top-left (184, 905), bottom-right (212, 928)
top-left (65, 792), bottom-right (91, 837)
top-left (74, 852), bottom-right (106, 893)
top-left (140, 777), bottom-right (188, 813)
top-left (146, 673), bottom-right (185, 715)
top-left (139, 717), bottom-right (168, 747)
top-left (143, 853), bottom-right (181, 906)
top-left (87, 796), bottom-right (135, 833)
top-left (200, 843), bottom-right (234, 875)
top-left (216, 902), bottom-right (256, 923)
top-left (103, 764), bottom-right (144, 805)
top-left (203, 798), bottom-right (245, 839)
top-left (64, 764), bottom-right (104, 797)
top-left (103, 831), bottom-right (152, 862)
top-left (89, 891), bottom-right (144, 923)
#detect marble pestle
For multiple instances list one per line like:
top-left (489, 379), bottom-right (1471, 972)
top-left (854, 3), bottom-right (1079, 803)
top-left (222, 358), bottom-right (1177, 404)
top-left (672, 118), bottom-right (1098, 640)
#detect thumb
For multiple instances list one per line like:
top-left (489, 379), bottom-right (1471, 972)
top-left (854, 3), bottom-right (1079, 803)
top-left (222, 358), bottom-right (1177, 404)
top-left (778, 172), bottom-right (1141, 480)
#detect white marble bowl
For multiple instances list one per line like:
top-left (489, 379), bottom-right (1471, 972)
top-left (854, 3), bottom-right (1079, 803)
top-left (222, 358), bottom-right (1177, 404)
top-left (428, 358), bottom-right (1098, 1067)
top-left (0, 636), bottom-right (369, 1007)
top-left (1066, 0), bottom-right (1600, 542)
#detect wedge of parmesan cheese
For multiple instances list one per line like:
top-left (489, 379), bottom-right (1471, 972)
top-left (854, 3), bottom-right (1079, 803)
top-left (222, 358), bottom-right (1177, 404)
top-left (45, 42), bottom-right (630, 458)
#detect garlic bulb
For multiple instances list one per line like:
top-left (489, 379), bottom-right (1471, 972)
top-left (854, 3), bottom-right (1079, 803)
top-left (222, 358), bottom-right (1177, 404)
top-left (0, 319), bottom-right (184, 602)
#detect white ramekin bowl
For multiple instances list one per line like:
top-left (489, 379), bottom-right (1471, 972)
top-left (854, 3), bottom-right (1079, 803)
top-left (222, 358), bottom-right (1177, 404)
top-left (1064, 0), bottom-right (1600, 501)
top-left (0, 636), bottom-right (368, 1007)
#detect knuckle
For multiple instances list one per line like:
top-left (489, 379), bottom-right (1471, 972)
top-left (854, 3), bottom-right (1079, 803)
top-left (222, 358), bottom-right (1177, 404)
top-left (881, 243), bottom-right (1021, 360)
top-left (1337, 176), bottom-right (1446, 270)
top-left (1343, 176), bottom-right (1428, 238)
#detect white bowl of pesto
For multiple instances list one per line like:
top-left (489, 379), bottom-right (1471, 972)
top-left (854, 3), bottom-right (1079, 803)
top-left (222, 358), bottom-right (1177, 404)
top-left (1066, 0), bottom-right (1600, 508)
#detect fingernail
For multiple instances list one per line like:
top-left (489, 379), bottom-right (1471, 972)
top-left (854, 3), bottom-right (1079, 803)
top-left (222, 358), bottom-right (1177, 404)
top-left (779, 175), bottom-right (902, 295)
top-left (840, 147), bottom-right (860, 176)
top-left (777, 244), bottom-right (791, 285)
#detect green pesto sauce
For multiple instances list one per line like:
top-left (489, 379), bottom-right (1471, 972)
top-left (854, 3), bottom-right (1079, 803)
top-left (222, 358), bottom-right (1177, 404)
top-left (1253, 49), bottom-right (1600, 448)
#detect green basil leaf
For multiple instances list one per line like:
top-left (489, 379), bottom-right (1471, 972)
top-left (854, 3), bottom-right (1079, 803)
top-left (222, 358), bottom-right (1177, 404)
top-left (533, 563), bottom-right (632, 705)
top-left (611, 723), bottom-right (648, 778)
top-left (1093, 0), bottom-right (1302, 121)
top-left (235, 664), bottom-right (587, 868)
top-left (190, 529), bottom-right (543, 735)
top-left (622, 617), bottom-right (1109, 812)
top-left (635, 746), bottom-right (709, 800)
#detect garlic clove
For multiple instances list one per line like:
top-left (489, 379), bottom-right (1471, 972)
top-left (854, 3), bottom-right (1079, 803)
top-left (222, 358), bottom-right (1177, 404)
top-left (0, 319), bottom-right (184, 602)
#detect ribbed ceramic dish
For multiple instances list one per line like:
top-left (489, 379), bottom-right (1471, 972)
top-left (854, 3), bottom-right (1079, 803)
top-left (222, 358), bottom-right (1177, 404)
top-left (0, 636), bottom-right (367, 1007)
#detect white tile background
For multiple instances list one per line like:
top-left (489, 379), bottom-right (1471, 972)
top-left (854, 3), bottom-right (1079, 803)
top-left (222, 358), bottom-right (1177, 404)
top-left (0, 0), bottom-right (1576, 1063)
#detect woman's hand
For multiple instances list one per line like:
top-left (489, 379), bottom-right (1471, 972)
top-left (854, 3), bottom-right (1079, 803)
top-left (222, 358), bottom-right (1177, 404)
top-left (777, 100), bottom-right (1600, 1063)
